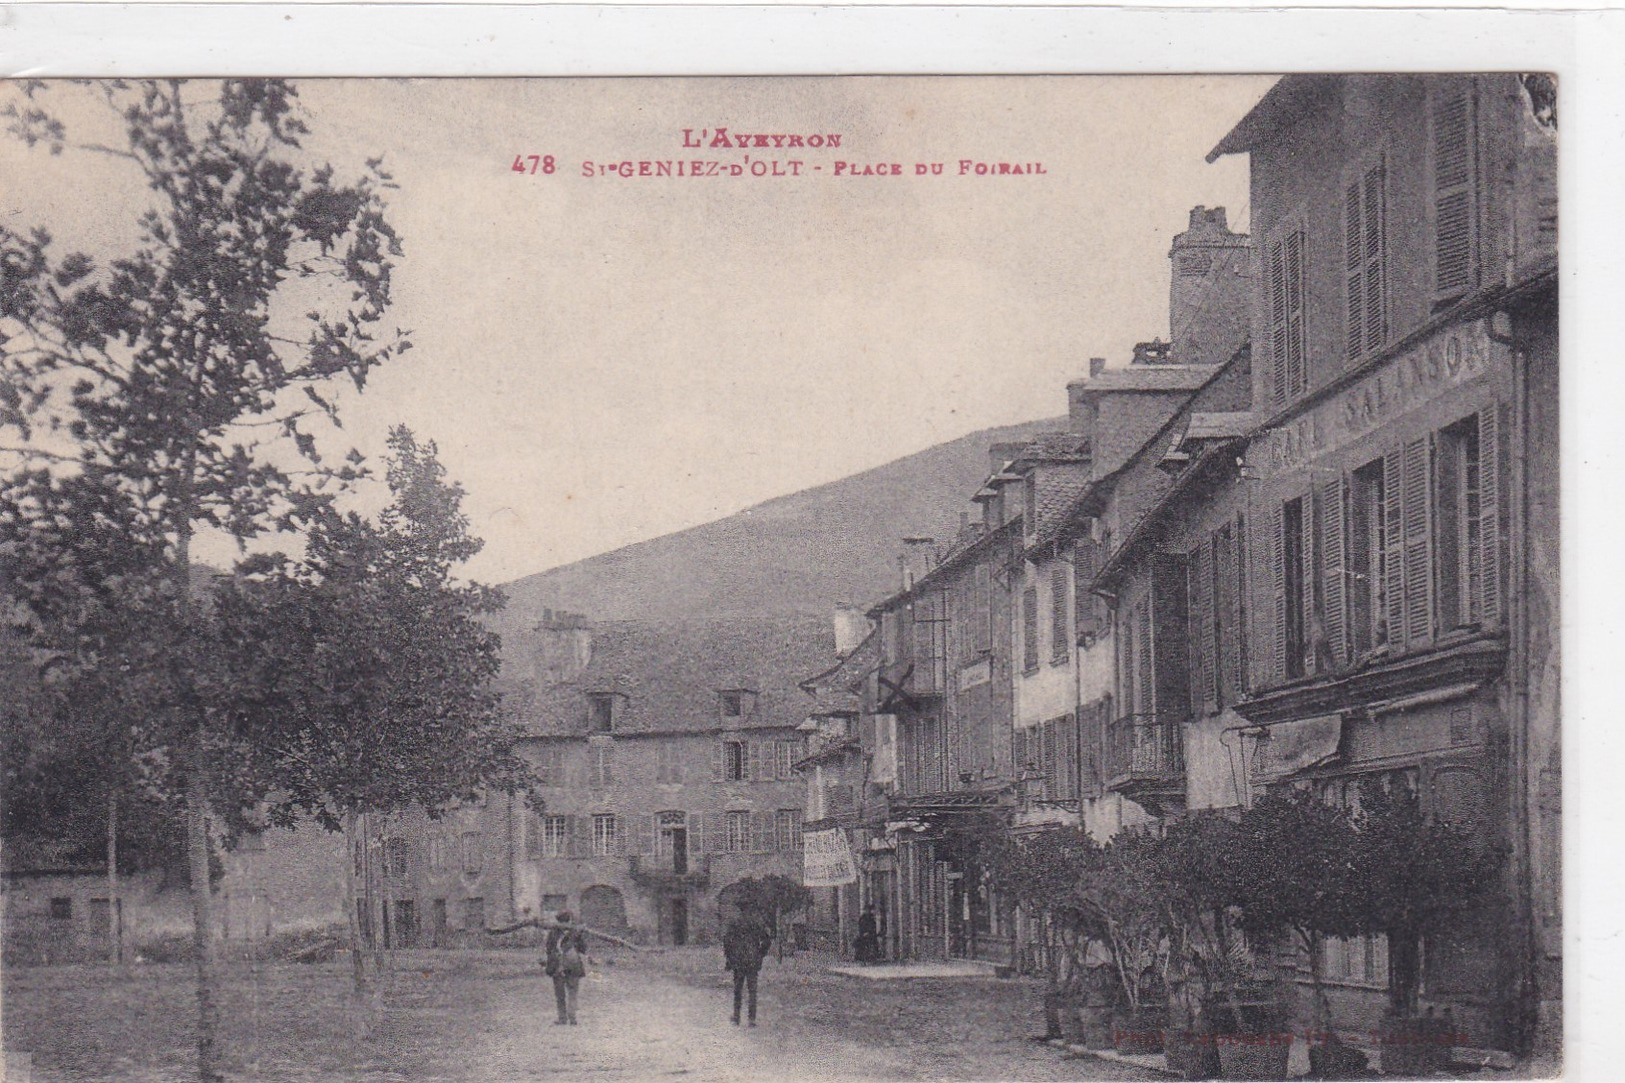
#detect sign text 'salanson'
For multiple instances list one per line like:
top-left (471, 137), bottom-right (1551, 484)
top-left (573, 129), bottom-right (1045, 179)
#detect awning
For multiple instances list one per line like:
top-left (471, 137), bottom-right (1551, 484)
top-left (1258, 713), bottom-right (1342, 777)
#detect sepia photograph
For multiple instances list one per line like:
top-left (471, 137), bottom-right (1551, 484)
top-left (0, 25), bottom-right (1568, 1083)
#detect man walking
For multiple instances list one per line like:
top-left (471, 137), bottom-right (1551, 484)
top-left (543, 911), bottom-right (589, 1025)
top-left (722, 910), bottom-right (773, 1026)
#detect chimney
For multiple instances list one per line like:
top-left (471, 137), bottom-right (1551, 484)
top-left (532, 609), bottom-right (593, 687)
top-left (1089, 357), bottom-right (1107, 377)
top-left (832, 606), bottom-right (871, 657)
top-left (1131, 338), bottom-right (1173, 366)
top-left (900, 537), bottom-right (935, 591)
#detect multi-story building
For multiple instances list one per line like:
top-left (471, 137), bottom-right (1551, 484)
top-left (370, 611), bottom-right (830, 947)
top-left (1167, 72), bottom-right (1557, 1054)
top-left (861, 488), bottom-right (1023, 964)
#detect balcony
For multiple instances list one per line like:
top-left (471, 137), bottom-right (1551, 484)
top-left (1105, 713), bottom-right (1186, 816)
top-left (628, 855), bottom-right (710, 890)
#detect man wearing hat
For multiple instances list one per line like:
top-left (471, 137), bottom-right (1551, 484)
top-left (543, 911), bottom-right (589, 1025)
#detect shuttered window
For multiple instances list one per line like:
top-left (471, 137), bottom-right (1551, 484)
top-left (1401, 437), bottom-right (1435, 646)
top-left (1189, 539), bottom-right (1216, 715)
top-left (1267, 223), bottom-right (1309, 405)
top-left (1119, 614), bottom-right (1135, 716)
top-left (975, 564), bottom-right (993, 654)
top-left (1049, 562), bottom-right (1070, 664)
top-left (1345, 156), bottom-right (1388, 362)
top-left (588, 740), bottom-right (614, 788)
top-left (1349, 459), bottom-right (1386, 655)
top-left (1136, 602), bottom-right (1153, 717)
top-left (1280, 497), bottom-right (1308, 680)
top-left (1216, 522), bottom-right (1243, 705)
top-left (1436, 407), bottom-right (1506, 631)
top-left (1433, 82), bottom-right (1478, 300)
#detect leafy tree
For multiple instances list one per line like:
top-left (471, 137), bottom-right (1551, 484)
top-left (2, 78), bottom-right (407, 1082)
top-left (984, 825), bottom-right (1106, 994)
top-left (724, 874), bottom-right (813, 958)
top-left (1229, 790), bottom-right (1366, 1039)
top-left (1351, 778), bottom-right (1500, 1017)
top-left (211, 428), bottom-right (535, 990)
top-left (1079, 831), bottom-right (1170, 1018)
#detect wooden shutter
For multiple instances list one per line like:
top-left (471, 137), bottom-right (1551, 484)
top-left (747, 741), bottom-right (763, 783)
top-left (1233, 513), bottom-right (1249, 696)
top-left (1022, 586), bottom-right (1039, 671)
top-left (688, 813), bottom-right (704, 856)
top-left (1189, 540), bottom-right (1215, 716)
top-left (1433, 84), bottom-right (1477, 297)
top-left (1217, 527), bottom-right (1241, 705)
top-left (1321, 476), bottom-right (1349, 669)
top-left (613, 816), bottom-right (628, 856)
top-left (1477, 405), bottom-right (1503, 625)
top-left (1363, 162), bottom-right (1386, 351)
top-left (704, 812), bottom-right (725, 854)
top-left (1136, 603), bottom-right (1152, 717)
top-left (1285, 228), bottom-right (1307, 397)
top-left (1050, 562), bottom-right (1070, 662)
top-left (1346, 160), bottom-right (1387, 361)
top-left (1270, 503), bottom-right (1287, 684)
top-left (1346, 178), bottom-right (1365, 362)
top-left (1302, 491), bottom-right (1320, 677)
top-left (1402, 436), bottom-right (1435, 646)
top-left (1013, 726), bottom-right (1029, 776)
top-left (1267, 237), bottom-right (1288, 404)
top-left (976, 564), bottom-right (993, 653)
top-left (752, 811), bottom-right (772, 853)
top-left (713, 741), bottom-right (726, 783)
top-left (1382, 448), bottom-right (1406, 649)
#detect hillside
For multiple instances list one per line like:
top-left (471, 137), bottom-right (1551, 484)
top-left (494, 417), bottom-right (1065, 631)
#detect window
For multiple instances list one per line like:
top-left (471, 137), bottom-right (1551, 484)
top-left (588, 694), bottom-right (615, 733)
top-left (428, 831), bottom-right (448, 872)
top-left (719, 739), bottom-right (747, 782)
top-left (725, 810), bottom-right (751, 853)
top-left (1433, 81), bottom-right (1479, 302)
top-left (49, 897), bottom-right (72, 921)
top-left (974, 563), bottom-right (993, 655)
top-left (720, 691), bottom-right (744, 718)
top-left (383, 837), bottom-right (409, 880)
top-left (540, 815), bottom-right (569, 858)
top-left (1321, 934), bottom-right (1390, 987)
top-left (591, 813), bottom-right (620, 856)
top-left (774, 740), bottom-right (794, 781)
top-left (776, 809), bottom-right (803, 853)
top-left (461, 832), bottom-right (484, 875)
top-left (534, 745), bottom-right (565, 786)
top-left (1021, 586), bottom-right (1039, 673)
top-left (1280, 496), bottom-right (1307, 679)
top-left (589, 740), bottom-right (614, 788)
top-left (461, 897), bottom-right (485, 929)
top-left (1049, 563), bottom-right (1070, 665)
top-left (1266, 223), bottom-right (1308, 403)
top-left (1437, 411), bottom-right (1502, 631)
top-left (1349, 460), bottom-right (1389, 656)
top-left (1346, 155), bottom-right (1388, 363)
top-left (656, 742), bottom-right (684, 784)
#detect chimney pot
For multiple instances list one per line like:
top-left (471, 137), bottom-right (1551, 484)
top-left (1089, 357), bottom-right (1107, 377)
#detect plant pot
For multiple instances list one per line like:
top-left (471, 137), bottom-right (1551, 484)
top-left (1166, 1028), bottom-right (1223, 1081)
top-left (1306, 1037), bottom-right (1370, 1080)
top-left (1042, 991), bottom-right (1065, 1040)
top-left (1113, 1007), bottom-right (1166, 1055)
top-left (1214, 1032), bottom-right (1291, 1081)
top-left (1376, 1010), bottom-right (1454, 1078)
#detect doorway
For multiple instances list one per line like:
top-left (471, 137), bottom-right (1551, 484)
top-left (670, 898), bottom-right (689, 946)
top-left (658, 811), bottom-right (689, 873)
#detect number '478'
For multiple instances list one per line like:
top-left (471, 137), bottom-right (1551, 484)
top-left (513, 155), bottom-right (556, 175)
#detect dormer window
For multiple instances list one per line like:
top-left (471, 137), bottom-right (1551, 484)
top-left (588, 693), bottom-right (616, 733)
top-left (721, 691), bottom-right (744, 718)
top-left (718, 689), bottom-right (756, 721)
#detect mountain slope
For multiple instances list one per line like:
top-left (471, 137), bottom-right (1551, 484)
top-left (495, 417), bottom-right (1064, 630)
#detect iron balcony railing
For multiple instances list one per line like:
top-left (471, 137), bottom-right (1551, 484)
top-left (628, 854), bottom-right (710, 889)
top-left (1104, 712), bottom-right (1185, 788)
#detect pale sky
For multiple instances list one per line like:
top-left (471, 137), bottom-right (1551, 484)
top-left (2, 76), bottom-right (1273, 583)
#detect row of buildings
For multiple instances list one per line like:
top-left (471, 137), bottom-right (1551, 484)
top-left (795, 73), bottom-right (1559, 1059)
top-left (3, 72), bottom-right (1559, 1062)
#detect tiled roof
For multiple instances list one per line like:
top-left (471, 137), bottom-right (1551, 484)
top-left (1009, 431), bottom-right (1090, 465)
top-left (506, 614), bottom-right (833, 737)
top-left (1068, 365), bottom-right (1217, 393)
top-left (1185, 411), bottom-right (1254, 441)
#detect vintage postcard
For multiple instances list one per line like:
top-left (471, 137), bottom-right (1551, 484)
top-left (0, 16), bottom-right (1571, 1081)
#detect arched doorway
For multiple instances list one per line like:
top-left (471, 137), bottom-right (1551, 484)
top-left (579, 884), bottom-right (628, 933)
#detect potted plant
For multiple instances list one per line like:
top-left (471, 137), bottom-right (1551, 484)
top-left (1157, 813), bottom-right (1248, 1081)
top-left (1353, 779), bottom-right (1498, 1078)
top-left (1082, 832), bottom-right (1170, 1055)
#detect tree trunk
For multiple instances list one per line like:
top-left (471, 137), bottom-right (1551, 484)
top-left (1303, 928), bottom-right (1332, 1037)
top-left (107, 790), bottom-right (123, 966)
top-left (186, 742), bottom-right (222, 1082)
top-left (1389, 925), bottom-right (1422, 1016)
top-left (369, 815), bottom-right (387, 972)
top-left (343, 812), bottom-right (367, 996)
